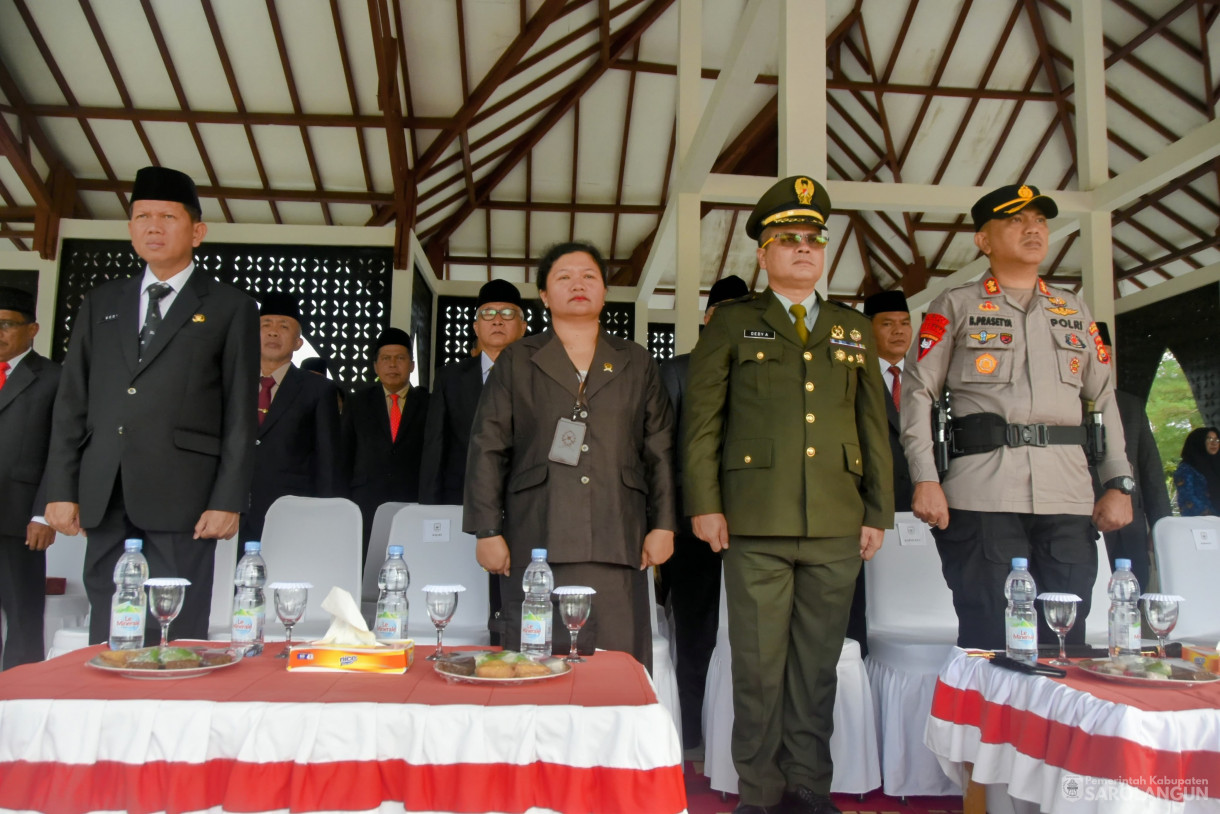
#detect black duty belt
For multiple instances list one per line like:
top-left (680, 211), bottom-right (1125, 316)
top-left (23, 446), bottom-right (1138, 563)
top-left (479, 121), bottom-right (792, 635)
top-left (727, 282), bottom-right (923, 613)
top-left (949, 412), bottom-right (1087, 458)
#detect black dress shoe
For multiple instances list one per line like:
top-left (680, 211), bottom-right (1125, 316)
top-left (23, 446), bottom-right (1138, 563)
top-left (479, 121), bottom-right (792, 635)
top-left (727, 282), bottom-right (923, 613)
top-left (732, 804), bottom-right (777, 814)
top-left (781, 785), bottom-right (842, 814)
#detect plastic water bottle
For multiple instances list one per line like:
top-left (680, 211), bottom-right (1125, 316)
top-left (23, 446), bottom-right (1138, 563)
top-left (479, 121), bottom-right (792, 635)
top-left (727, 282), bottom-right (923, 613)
top-left (109, 538), bottom-right (150, 650)
top-left (520, 548), bottom-right (554, 657)
top-left (1004, 557), bottom-right (1038, 665)
top-left (1108, 558), bottom-right (1141, 663)
top-left (374, 545), bottom-right (410, 640)
top-left (231, 541), bottom-right (267, 656)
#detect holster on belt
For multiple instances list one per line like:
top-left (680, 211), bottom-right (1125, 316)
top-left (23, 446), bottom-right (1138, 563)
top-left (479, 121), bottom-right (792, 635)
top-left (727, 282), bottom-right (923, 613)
top-left (948, 412), bottom-right (1088, 458)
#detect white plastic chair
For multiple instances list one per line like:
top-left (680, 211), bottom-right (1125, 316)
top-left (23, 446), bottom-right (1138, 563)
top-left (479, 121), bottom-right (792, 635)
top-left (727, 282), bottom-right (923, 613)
top-left (259, 497), bottom-right (363, 641)
top-left (1083, 532), bottom-right (1113, 646)
top-left (1152, 516), bottom-right (1220, 642)
top-left (702, 571), bottom-right (881, 795)
top-left (648, 574), bottom-right (682, 750)
top-left (49, 534), bottom-right (240, 657)
top-left (386, 504), bottom-right (490, 646)
top-left (41, 532), bottom-right (91, 654)
top-left (863, 514), bottom-right (960, 797)
top-left (360, 501), bottom-right (412, 626)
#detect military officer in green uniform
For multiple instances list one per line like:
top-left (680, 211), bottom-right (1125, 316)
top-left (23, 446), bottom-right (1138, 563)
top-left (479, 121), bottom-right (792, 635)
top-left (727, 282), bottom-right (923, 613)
top-left (683, 176), bottom-right (894, 814)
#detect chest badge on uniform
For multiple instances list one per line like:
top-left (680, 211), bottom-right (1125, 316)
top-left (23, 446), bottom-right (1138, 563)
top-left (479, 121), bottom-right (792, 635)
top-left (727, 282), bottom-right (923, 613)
top-left (834, 349), bottom-right (847, 361)
top-left (831, 325), bottom-right (845, 340)
top-left (744, 329), bottom-right (775, 339)
top-left (1046, 296), bottom-right (1078, 317)
top-left (975, 353), bottom-right (998, 375)
top-left (603, 362), bottom-right (613, 372)
top-left (978, 301), bottom-right (999, 311)
top-left (1065, 333), bottom-right (1085, 349)
top-left (1069, 357), bottom-right (1081, 375)
top-left (1093, 333), bottom-right (1110, 364)
top-left (1000, 333), bottom-right (1013, 344)
top-left (192, 314), bottom-right (206, 323)
top-left (970, 331), bottom-right (996, 344)
top-left (854, 353), bottom-right (865, 364)
top-left (849, 328), bottom-right (862, 342)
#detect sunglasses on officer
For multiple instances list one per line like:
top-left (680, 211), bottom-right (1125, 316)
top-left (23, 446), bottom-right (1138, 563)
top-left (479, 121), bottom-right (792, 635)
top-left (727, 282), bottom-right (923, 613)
top-left (760, 230), bottom-right (830, 250)
top-left (477, 307), bottom-right (521, 321)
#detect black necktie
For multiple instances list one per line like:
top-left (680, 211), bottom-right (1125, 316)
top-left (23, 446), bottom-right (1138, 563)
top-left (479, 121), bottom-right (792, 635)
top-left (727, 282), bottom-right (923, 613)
top-left (139, 282), bottom-right (172, 361)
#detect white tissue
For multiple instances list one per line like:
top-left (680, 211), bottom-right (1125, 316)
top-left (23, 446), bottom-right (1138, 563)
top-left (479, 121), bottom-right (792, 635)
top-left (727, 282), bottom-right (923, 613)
top-left (315, 586), bottom-right (379, 646)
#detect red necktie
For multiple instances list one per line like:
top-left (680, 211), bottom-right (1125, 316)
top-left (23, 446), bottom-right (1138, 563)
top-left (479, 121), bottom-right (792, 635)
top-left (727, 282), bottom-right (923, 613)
top-left (0, 361), bottom-right (8, 391)
top-left (389, 393), bottom-right (401, 441)
top-left (889, 365), bottom-right (901, 411)
top-left (257, 376), bottom-right (275, 424)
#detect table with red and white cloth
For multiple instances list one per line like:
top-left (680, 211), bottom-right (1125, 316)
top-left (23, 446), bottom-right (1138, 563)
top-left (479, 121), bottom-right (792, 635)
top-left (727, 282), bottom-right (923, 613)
top-left (925, 648), bottom-right (1220, 814)
top-left (0, 643), bottom-right (686, 814)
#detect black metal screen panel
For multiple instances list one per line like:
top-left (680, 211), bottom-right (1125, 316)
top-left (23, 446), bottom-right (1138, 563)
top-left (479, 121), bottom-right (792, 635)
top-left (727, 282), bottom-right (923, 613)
top-left (411, 266), bottom-right (434, 389)
top-left (648, 323), bottom-right (676, 362)
top-left (433, 296), bottom-right (635, 372)
top-left (53, 239), bottom-right (393, 393)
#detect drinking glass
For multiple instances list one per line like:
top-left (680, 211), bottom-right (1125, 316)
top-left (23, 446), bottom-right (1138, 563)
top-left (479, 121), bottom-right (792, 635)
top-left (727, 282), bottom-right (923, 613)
top-left (423, 585), bottom-right (464, 660)
top-left (555, 586), bottom-right (596, 663)
top-left (1037, 592), bottom-right (1081, 666)
top-left (144, 578), bottom-right (190, 654)
top-left (269, 582), bottom-right (311, 658)
top-left (1141, 593), bottom-right (1182, 659)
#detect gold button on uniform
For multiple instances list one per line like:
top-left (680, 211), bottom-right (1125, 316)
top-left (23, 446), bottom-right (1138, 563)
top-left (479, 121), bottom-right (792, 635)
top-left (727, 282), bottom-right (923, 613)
top-left (581, 444), bottom-right (589, 452)
top-left (756, 351), bottom-right (765, 360)
top-left (806, 413), bottom-right (815, 423)
top-left (580, 476), bottom-right (590, 485)
top-left (803, 351), bottom-right (812, 361)
top-left (127, 387), bottom-right (137, 395)
top-left (744, 455), bottom-right (752, 464)
top-left (806, 447), bottom-right (816, 457)
top-left (805, 381), bottom-right (814, 391)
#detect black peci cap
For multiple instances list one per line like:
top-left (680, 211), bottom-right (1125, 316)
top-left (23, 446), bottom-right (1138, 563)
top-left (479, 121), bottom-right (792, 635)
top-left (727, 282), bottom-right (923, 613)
top-left (0, 286), bottom-right (36, 320)
top-left (373, 327), bottom-right (413, 356)
top-left (863, 290), bottom-right (909, 317)
top-left (259, 291), bottom-right (304, 329)
top-left (745, 176), bottom-right (832, 242)
top-left (707, 275), bottom-right (749, 308)
top-left (475, 278), bottom-right (524, 309)
top-left (131, 166), bottom-right (201, 214)
top-left (971, 183), bottom-right (1058, 231)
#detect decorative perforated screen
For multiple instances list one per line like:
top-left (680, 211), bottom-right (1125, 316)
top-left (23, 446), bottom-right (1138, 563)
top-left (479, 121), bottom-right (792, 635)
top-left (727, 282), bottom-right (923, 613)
top-left (53, 239), bottom-right (393, 393)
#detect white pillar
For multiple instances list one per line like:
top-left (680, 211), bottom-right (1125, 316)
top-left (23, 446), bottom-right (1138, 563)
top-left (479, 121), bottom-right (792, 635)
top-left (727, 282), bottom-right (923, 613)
top-left (778, 0), bottom-right (826, 180)
top-left (673, 0), bottom-right (704, 353)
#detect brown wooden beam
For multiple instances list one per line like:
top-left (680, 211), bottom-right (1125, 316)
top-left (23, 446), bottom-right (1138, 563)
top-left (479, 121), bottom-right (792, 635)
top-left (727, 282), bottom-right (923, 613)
top-left (21, 103), bottom-right (425, 128)
top-left (0, 206), bottom-right (37, 220)
top-left (76, 177), bottom-right (393, 205)
top-left (447, 254), bottom-right (633, 268)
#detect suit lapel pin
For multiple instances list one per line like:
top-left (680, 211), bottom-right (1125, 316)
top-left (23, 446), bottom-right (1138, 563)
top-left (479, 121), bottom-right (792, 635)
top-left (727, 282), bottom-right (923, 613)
top-left (192, 313), bottom-right (206, 323)
top-left (603, 362), bottom-right (613, 373)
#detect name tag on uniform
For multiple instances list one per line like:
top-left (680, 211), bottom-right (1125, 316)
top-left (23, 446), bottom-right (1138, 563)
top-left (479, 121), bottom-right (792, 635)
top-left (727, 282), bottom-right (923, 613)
top-left (743, 329), bottom-right (774, 339)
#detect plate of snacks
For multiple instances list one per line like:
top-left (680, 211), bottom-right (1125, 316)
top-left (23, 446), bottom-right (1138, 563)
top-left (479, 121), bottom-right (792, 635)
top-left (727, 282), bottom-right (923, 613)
top-left (1076, 656), bottom-right (1219, 687)
top-left (88, 646), bottom-right (242, 679)
top-left (433, 650), bottom-right (572, 685)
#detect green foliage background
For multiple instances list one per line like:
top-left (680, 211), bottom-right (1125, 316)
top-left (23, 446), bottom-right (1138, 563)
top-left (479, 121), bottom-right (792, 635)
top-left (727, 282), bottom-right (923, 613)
top-left (1146, 351), bottom-right (1204, 508)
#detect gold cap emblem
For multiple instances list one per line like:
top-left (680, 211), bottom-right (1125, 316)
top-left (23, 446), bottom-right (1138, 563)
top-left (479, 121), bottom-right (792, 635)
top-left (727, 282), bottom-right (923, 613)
top-left (1018, 185), bottom-right (1033, 200)
top-left (795, 177), bottom-right (815, 205)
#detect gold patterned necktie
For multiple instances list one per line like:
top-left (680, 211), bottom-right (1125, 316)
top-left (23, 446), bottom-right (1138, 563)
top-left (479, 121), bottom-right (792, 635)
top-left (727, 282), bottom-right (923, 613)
top-left (789, 303), bottom-right (808, 344)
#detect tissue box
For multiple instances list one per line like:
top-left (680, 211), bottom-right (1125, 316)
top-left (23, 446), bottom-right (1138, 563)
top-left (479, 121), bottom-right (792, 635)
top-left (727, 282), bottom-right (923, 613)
top-left (1180, 644), bottom-right (1220, 674)
top-left (286, 641), bottom-right (414, 674)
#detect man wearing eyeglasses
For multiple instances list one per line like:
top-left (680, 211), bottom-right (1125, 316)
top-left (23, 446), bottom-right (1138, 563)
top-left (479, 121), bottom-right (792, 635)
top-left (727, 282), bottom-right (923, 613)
top-left (683, 176), bottom-right (893, 814)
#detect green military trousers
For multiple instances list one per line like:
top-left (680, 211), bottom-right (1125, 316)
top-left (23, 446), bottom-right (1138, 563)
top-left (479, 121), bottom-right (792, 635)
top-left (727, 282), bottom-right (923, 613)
top-left (723, 534), bottom-right (861, 806)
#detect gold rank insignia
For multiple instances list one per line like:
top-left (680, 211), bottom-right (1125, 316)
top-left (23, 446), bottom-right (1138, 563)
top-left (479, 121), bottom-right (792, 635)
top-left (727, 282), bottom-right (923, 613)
top-left (834, 349), bottom-right (847, 361)
top-left (192, 314), bottom-right (206, 323)
top-left (795, 177), bottom-right (815, 205)
top-left (849, 328), bottom-right (862, 342)
top-left (831, 325), bottom-right (845, 340)
top-left (978, 301), bottom-right (999, 311)
top-left (855, 353), bottom-right (865, 364)
top-left (603, 362), bottom-right (613, 372)
top-left (1047, 303), bottom-right (1079, 316)
top-left (1069, 357), bottom-right (1081, 375)
top-left (984, 278), bottom-right (1001, 295)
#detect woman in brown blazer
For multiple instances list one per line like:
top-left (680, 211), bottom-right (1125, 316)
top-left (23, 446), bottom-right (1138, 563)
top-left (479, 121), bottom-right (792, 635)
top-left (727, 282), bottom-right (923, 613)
top-left (463, 242), bottom-right (676, 670)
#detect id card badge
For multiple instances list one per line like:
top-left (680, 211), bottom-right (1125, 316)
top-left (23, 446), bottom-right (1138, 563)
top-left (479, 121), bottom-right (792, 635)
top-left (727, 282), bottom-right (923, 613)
top-left (549, 417), bottom-right (586, 466)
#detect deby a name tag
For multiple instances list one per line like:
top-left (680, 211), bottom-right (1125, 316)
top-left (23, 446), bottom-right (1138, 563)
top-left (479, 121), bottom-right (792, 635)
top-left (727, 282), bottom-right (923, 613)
top-left (548, 417), bottom-right (586, 466)
top-left (744, 329), bottom-right (775, 339)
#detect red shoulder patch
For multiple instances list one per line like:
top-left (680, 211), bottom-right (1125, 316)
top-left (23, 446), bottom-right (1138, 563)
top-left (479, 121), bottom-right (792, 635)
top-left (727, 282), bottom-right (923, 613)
top-left (916, 313), bottom-right (950, 361)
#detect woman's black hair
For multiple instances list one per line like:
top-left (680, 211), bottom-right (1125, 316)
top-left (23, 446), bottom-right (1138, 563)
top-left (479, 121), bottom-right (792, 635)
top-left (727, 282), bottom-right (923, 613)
top-left (537, 241), bottom-right (608, 291)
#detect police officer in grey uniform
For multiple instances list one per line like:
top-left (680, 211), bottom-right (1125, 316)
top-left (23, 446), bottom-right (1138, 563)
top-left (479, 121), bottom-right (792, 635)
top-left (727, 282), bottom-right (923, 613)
top-left (901, 183), bottom-right (1134, 649)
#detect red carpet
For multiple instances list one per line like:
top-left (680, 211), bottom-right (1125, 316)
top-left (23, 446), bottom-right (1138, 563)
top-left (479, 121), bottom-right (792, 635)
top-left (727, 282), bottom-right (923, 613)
top-left (682, 764), bottom-right (963, 814)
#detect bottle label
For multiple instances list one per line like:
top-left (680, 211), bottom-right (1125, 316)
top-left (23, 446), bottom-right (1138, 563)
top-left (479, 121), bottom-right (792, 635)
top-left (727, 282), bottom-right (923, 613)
top-left (110, 605), bottom-right (143, 638)
top-left (1006, 616), bottom-right (1037, 650)
top-left (374, 615), bottom-right (402, 639)
top-left (521, 613), bottom-right (546, 646)
top-left (232, 607), bottom-right (264, 642)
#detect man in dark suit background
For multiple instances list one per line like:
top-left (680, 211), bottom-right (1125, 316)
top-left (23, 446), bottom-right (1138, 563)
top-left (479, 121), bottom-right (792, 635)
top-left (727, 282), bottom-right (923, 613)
top-left (1090, 322), bottom-right (1172, 591)
top-left (341, 328), bottom-right (429, 561)
top-left (0, 287), bottom-right (61, 668)
top-left (658, 273), bottom-right (748, 754)
top-left (46, 166), bottom-right (259, 644)
top-left (419, 279), bottom-right (526, 505)
top-left (240, 292), bottom-right (342, 543)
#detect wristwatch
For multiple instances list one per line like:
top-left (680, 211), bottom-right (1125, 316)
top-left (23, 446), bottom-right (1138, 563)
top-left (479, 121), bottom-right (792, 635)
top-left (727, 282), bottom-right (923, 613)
top-left (1104, 476), bottom-right (1135, 495)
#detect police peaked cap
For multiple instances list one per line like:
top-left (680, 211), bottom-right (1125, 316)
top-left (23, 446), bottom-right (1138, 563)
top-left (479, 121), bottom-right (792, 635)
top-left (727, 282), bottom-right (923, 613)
top-left (745, 175), bottom-right (832, 242)
top-left (131, 166), bottom-right (201, 213)
top-left (971, 183), bottom-right (1059, 231)
top-left (475, 279), bottom-right (524, 309)
top-left (0, 286), bottom-right (36, 320)
top-left (863, 290), bottom-right (909, 317)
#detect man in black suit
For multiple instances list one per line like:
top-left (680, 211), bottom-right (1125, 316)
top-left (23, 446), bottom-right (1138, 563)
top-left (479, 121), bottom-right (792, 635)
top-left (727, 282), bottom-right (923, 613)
top-left (46, 166), bottom-right (259, 644)
top-left (0, 287), bottom-right (61, 668)
top-left (419, 279), bottom-right (526, 504)
top-left (855, 290), bottom-right (914, 657)
top-left (659, 273), bottom-right (748, 753)
top-left (1090, 323), bottom-right (1172, 590)
top-left (240, 292), bottom-right (342, 543)
top-left (341, 328), bottom-right (429, 561)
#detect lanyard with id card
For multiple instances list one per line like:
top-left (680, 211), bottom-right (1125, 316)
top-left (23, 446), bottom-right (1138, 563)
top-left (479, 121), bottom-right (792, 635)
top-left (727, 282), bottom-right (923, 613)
top-left (549, 370), bottom-right (589, 466)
